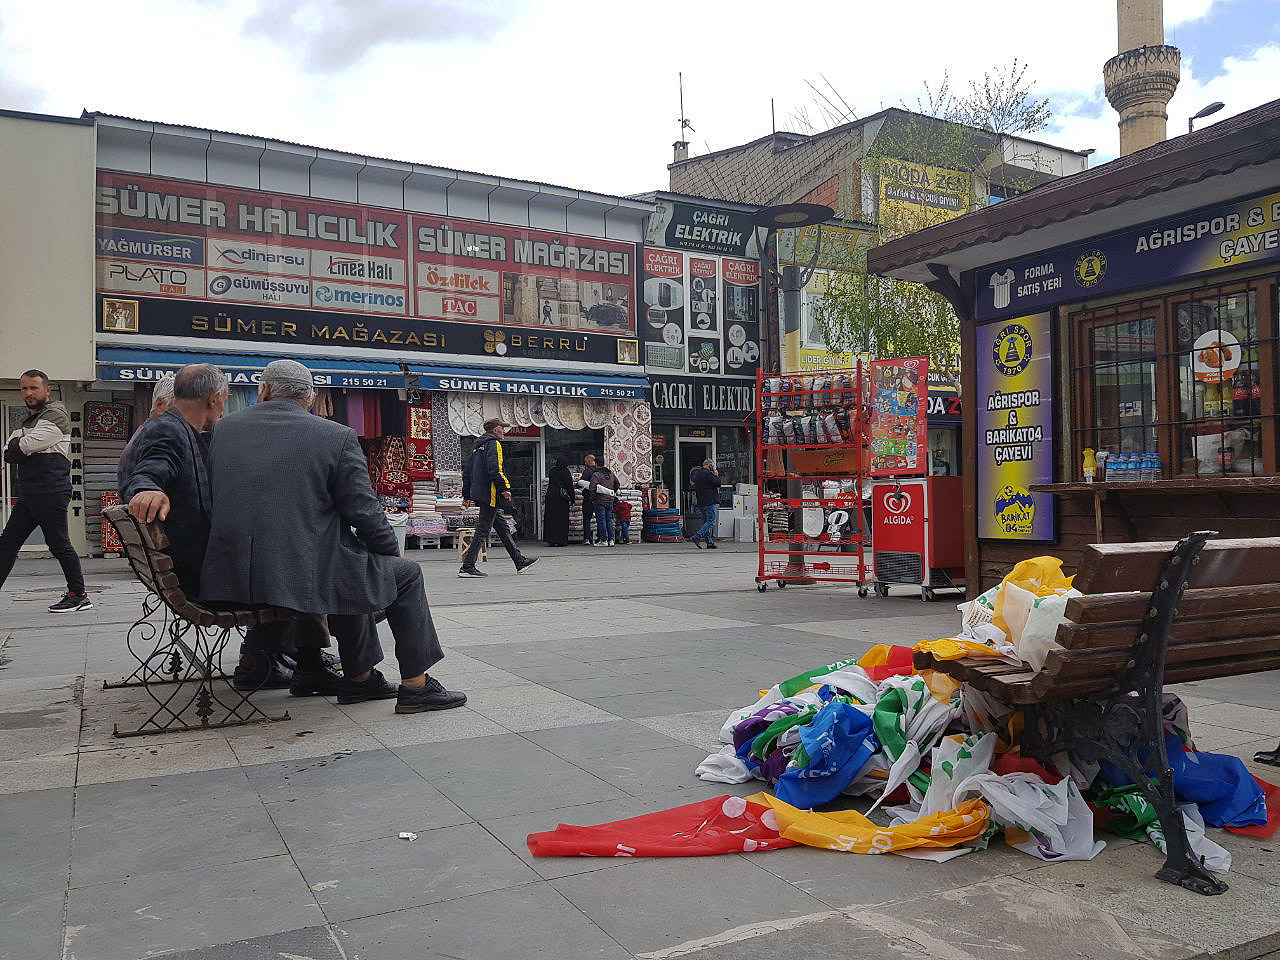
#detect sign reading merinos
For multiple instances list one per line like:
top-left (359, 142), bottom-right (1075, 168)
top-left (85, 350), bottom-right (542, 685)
top-left (977, 312), bottom-right (1055, 541)
top-left (93, 172), bottom-right (638, 357)
top-left (976, 188), bottom-right (1280, 322)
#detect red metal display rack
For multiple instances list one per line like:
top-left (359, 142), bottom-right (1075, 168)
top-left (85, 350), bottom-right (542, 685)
top-left (754, 366), bottom-right (871, 595)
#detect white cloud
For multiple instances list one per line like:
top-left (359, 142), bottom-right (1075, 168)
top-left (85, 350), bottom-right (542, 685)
top-left (0, 0), bottom-right (1265, 195)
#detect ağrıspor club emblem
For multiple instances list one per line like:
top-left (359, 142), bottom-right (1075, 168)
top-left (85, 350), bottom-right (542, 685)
top-left (993, 323), bottom-right (1033, 376)
top-left (1074, 249), bottom-right (1107, 287)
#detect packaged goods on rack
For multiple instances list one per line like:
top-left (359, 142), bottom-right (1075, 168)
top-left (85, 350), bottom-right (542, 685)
top-left (755, 367), bottom-right (871, 592)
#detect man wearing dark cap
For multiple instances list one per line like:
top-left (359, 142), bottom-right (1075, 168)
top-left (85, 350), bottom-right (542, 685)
top-left (459, 416), bottom-right (537, 578)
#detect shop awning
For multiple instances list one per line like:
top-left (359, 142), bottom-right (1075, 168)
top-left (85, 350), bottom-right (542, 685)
top-left (405, 363), bottom-right (649, 400)
top-left (96, 346), bottom-right (405, 389)
top-left (95, 347), bottom-right (651, 399)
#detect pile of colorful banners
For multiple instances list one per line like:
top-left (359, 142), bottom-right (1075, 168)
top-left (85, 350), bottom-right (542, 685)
top-left (529, 606), bottom-right (1277, 872)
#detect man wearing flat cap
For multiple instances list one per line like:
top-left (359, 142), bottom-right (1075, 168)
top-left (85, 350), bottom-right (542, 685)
top-left (459, 416), bottom-right (537, 578)
top-left (200, 359), bottom-right (465, 714)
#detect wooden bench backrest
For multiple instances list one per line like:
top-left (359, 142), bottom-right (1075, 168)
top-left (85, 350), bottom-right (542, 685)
top-left (1035, 536), bottom-right (1280, 698)
top-left (103, 504), bottom-right (251, 629)
top-left (1073, 537), bottom-right (1280, 593)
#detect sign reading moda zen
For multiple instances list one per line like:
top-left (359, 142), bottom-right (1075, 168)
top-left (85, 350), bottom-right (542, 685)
top-left (976, 188), bottom-right (1280, 323)
top-left (977, 312), bottom-right (1055, 541)
top-left (94, 172), bottom-right (641, 364)
top-left (648, 374), bottom-right (755, 422)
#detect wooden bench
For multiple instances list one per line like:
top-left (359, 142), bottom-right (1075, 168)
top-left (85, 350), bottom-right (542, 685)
top-left (103, 504), bottom-right (325, 738)
top-left (915, 531), bottom-right (1280, 896)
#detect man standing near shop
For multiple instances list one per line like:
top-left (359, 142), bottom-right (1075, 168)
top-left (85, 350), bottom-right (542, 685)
top-left (580, 452), bottom-right (600, 545)
top-left (460, 417), bottom-right (537, 578)
top-left (0, 370), bottom-right (90, 612)
top-left (690, 459), bottom-right (722, 550)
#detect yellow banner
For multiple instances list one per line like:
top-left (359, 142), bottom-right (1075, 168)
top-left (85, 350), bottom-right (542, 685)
top-left (878, 158), bottom-right (970, 236)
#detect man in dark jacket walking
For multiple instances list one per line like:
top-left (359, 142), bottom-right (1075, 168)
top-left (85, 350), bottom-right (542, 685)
top-left (0, 370), bottom-right (90, 612)
top-left (690, 459), bottom-right (722, 549)
top-left (460, 417), bottom-right (537, 578)
top-left (200, 360), bottom-right (465, 715)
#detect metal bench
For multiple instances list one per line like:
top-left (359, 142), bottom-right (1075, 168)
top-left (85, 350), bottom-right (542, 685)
top-left (103, 504), bottom-right (324, 738)
top-left (916, 531), bottom-right (1280, 896)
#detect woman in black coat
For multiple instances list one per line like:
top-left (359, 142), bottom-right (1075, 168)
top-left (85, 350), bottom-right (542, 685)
top-left (543, 454), bottom-right (576, 546)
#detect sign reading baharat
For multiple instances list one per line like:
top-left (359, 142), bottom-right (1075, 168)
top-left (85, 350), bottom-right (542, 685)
top-left (94, 172), bottom-right (641, 362)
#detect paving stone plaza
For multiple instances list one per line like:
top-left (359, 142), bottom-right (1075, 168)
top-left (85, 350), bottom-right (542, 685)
top-left (3, 544), bottom-right (1280, 960)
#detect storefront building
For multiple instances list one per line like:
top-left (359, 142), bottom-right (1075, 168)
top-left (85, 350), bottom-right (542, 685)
top-left (0, 110), bottom-right (98, 556)
top-left (81, 113), bottom-right (654, 547)
top-left (868, 97), bottom-right (1280, 591)
top-left (638, 193), bottom-right (762, 523)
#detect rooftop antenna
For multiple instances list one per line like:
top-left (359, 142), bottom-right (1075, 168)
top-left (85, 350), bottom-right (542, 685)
top-left (678, 72), bottom-right (695, 140)
top-left (771, 98), bottom-right (776, 133)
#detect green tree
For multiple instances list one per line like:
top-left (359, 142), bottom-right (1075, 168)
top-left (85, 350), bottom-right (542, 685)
top-left (809, 61), bottom-right (1053, 387)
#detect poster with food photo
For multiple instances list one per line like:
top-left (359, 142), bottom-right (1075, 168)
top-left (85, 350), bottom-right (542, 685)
top-left (869, 356), bottom-right (928, 476)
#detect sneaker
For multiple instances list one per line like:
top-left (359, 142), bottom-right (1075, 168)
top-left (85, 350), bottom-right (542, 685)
top-left (49, 592), bottom-right (92, 613)
top-left (607, 539), bottom-right (615, 546)
top-left (707, 542), bottom-right (718, 549)
top-left (289, 664), bottom-right (344, 697)
top-left (395, 676), bottom-right (467, 714)
top-left (515, 556), bottom-right (539, 574)
top-left (458, 567), bottom-right (488, 578)
top-left (336, 669), bottom-right (400, 704)
top-left (691, 537), bottom-right (704, 550)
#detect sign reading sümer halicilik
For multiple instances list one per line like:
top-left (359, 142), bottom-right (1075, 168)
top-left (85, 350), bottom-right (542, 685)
top-left (977, 312), bottom-right (1055, 541)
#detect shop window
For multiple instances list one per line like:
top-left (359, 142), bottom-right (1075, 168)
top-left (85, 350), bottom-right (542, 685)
top-left (714, 426), bottom-right (753, 487)
top-left (542, 428), bottom-right (604, 474)
top-left (1071, 278), bottom-right (1279, 480)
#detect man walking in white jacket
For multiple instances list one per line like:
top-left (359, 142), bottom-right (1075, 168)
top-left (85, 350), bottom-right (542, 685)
top-left (0, 370), bottom-right (90, 611)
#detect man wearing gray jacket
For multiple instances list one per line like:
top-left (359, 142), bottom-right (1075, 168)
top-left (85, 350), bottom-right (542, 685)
top-left (200, 360), bottom-right (465, 714)
top-left (0, 370), bottom-right (90, 612)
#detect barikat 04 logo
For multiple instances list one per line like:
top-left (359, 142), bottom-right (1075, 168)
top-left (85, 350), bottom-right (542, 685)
top-left (993, 323), bottom-right (1033, 377)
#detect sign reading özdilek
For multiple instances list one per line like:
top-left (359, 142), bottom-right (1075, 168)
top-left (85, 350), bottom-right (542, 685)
top-left (977, 312), bottom-right (1055, 541)
top-left (976, 188), bottom-right (1280, 322)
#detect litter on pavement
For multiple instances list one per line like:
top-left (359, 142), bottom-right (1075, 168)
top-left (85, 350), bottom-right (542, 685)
top-left (528, 557), bottom-right (1277, 878)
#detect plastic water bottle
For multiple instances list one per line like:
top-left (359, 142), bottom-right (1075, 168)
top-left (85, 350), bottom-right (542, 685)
top-left (1149, 451), bottom-right (1162, 481)
top-left (1117, 454), bottom-right (1133, 482)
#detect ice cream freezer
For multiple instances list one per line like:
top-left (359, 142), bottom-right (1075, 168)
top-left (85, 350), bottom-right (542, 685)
top-left (871, 476), bottom-right (965, 601)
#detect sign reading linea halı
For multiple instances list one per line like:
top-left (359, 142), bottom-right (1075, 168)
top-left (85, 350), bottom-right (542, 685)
top-left (977, 188), bottom-right (1280, 322)
top-left (977, 312), bottom-right (1055, 541)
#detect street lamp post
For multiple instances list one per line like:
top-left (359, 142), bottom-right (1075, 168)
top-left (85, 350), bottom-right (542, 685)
top-left (751, 203), bottom-right (835, 585)
top-left (1188, 101), bottom-right (1225, 134)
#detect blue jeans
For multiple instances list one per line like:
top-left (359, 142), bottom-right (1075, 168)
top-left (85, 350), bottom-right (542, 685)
top-left (618, 518), bottom-right (631, 542)
top-left (595, 504), bottom-right (615, 542)
top-left (695, 504), bottom-right (718, 545)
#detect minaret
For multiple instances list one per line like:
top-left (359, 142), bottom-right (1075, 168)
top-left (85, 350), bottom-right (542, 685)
top-left (1104, 0), bottom-right (1181, 155)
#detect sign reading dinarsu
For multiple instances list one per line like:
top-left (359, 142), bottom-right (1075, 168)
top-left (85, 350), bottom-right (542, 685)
top-left (94, 172), bottom-right (640, 362)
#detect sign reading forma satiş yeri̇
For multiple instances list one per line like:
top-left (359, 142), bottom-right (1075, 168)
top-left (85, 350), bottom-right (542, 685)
top-left (977, 311), bottom-right (1055, 541)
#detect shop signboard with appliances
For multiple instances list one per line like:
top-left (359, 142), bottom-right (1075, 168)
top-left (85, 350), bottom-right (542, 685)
top-left (94, 172), bottom-right (641, 366)
top-left (640, 196), bottom-right (762, 411)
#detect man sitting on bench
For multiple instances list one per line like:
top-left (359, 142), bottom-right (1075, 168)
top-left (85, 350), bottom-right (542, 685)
top-left (118, 363), bottom-right (331, 691)
top-left (199, 360), bottom-right (466, 715)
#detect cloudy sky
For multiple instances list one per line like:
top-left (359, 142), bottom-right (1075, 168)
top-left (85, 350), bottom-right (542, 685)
top-left (1, 0), bottom-right (1275, 197)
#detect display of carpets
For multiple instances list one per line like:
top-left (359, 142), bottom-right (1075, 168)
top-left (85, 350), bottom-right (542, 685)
top-left (604, 400), bottom-right (654, 487)
top-left (435, 471), bottom-right (464, 498)
top-left (407, 400), bottom-right (434, 479)
top-left (431, 399), bottom-right (463, 472)
top-left (99, 492), bottom-right (122, 553)
top-left (84, 401), bottom-right (131, 441)
top-left (642, 507), bottom-right (684, 542)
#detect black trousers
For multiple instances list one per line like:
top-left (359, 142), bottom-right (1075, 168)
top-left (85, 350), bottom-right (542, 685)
top-left (462, 503), bottom-right (524, 569)
top-left (0, 495), bottom-right (84, 594)
top-left (328, 557), bottom-right (444, 680)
